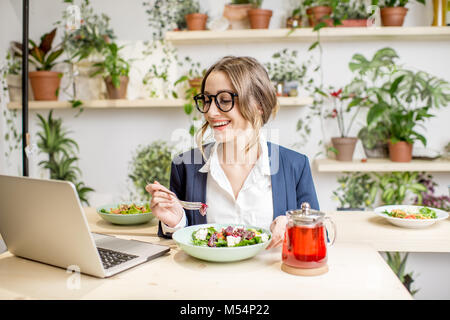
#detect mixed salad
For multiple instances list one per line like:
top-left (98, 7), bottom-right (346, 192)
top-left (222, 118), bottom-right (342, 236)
top-left (382, 207), bottom-right (437, 220)
top-left (100, 203), bottom-right (151, 214)
top-left (192, 225), bottom-right (270, 247)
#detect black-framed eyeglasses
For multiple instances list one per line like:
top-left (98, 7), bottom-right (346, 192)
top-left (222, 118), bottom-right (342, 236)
top-left (193, 90), bottom-right (238, 113)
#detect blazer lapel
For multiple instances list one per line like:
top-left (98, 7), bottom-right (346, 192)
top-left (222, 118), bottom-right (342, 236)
top-left (268, 142), bottom-right (287, 220)
top-left (188, 144), bottom-right (213, 225)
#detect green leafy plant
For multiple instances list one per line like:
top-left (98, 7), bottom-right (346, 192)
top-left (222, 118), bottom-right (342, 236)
top-left (357, 123), bottom-right (389, 150)
top-left (249, 0), bottom-right (264, 8)
top-left (90, 42), bottom-right (130, 88)
top-left (265, 49), bottom-right (307, 83)
top-left (1, 108), bottom-right (22, 163)
top-left (36, 110), bottom-right (94, 205)
top-left (5, 50), bottom-right (22, 75)
top-left (144, 0), bottom-right (203, 38)
top-left (371, 0), bottom-right (425, 8)
top-left (178, 0), bottom-right (204, 29)
top-left (366, 71), bottom-right (449, 147)
top-left (0, 51), bottom-right (22, 164)
top-left (128, 141), bottom-right (174, 201)
top-left (173, 56), bottom-right (206, 136)
top-left (56, 0), bottom-right (115, 62)
top-left (384, 252), bottom-right (419, 296)
top-left (375, 171), bottom-right (427, 205)
top-left (348, 47), bottom-right (450, 148)
top-left (334, 1), bottom-right (371, 19)
top-left (11, 28), bottom-right (64, 71)
top-left (333, 172), bottom-right (378, 209)
top-left (303, 0), bottom-right (336, 7)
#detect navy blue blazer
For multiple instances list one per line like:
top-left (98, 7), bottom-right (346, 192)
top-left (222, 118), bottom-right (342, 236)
top-left (157, 142), bottom-right (320, 238)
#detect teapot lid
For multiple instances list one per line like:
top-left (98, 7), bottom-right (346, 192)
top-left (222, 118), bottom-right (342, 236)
top-left (286, 202), bottom-right (325, 224)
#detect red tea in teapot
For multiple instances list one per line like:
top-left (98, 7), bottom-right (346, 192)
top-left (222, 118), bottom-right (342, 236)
top-left (282, 224), bottom-right (327, 269)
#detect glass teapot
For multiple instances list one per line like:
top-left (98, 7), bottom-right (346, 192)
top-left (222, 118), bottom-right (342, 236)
top-left (282, 202), bottom-right (336, 269)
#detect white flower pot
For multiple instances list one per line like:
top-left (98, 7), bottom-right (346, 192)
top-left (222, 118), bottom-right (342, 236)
top-left (73, 60), bottom-right (107, 100)
top-left (6, 74), bottom-right (34, 102)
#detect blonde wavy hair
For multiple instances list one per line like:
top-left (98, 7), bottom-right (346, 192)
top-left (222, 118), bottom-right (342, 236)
top-left (195, 56), bottom-right (279, 158)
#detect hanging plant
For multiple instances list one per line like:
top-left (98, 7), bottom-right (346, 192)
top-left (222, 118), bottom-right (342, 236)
top-left (0, 52), bottom-right (23, 166)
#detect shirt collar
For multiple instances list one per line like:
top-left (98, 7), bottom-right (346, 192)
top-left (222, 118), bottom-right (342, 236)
top-left (199, 133), bottom-right (271, 176)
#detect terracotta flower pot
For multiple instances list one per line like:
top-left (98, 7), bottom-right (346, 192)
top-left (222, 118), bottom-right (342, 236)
top-left (188, 77), bottom-right (203, 93)
top-left (388, 141), bottom-right (413, 162)
top-left (331, 137), bottom-right (358, 161)
top-left (185, 13), bottom-right (208, 31)
top-left (337, 19), bottom-right (368, 27)
top-left (380, 7), bottom-right (408, 26)
top-left (105, 76), bottom-right (129, 99)
top-left (286, 16), bottom-right (302, 28)
top-left (306, 6), bottom-right (333, 27)
top-left (248, 8), bottom-right (273, 29)
top-left (29, 71), bottom-right (62, 101)
top-left (223, 3), bottom-right (253, 29)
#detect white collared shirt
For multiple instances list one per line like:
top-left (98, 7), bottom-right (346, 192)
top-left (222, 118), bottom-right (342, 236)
top-left (161, 134), bottom-right (274, 234)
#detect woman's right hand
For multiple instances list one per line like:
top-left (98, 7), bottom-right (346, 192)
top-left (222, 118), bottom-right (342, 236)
top-left (145, 181), bottom-right (184, 228)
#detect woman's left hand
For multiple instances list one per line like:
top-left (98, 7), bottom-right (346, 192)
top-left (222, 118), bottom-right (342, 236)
top-left (266, 215), bottom-right (288, 250)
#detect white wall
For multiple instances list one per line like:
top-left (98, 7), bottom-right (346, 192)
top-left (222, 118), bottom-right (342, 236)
top-left (0, 0), bottom-right (449, 299)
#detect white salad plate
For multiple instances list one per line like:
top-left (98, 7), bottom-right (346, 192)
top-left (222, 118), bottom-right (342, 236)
top-left (374, 205), bottom-right (449, 229)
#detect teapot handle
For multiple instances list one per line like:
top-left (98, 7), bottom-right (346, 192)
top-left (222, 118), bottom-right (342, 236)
top-left (324, 217), bottom-right (337, 246)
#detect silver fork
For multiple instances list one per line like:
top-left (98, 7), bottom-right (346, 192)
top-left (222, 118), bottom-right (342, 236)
top-left (178, 200), bottom-right (204, 210)
top-left (147, 181), bottom-right (207, 215)
top-left (177, 200), bottom-right (208, 216)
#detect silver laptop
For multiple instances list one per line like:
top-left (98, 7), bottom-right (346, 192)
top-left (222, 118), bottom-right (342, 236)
top-left (0, 174), bottom-right (170, 278)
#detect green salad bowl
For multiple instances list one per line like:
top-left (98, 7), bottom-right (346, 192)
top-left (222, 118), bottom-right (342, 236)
top-left (96, 203), bottom-right (154, 225)
top-left (172, 223), bottom-right (272, 262)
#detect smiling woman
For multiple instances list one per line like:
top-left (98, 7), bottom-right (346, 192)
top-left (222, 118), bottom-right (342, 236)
top-left (145, 55), bottom-right (319, 250)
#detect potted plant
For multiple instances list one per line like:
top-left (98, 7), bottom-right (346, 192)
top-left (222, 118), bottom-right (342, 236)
top-left (304, 0), bottom-right (336, 27)
top-left (286, 5), bottom-right (305, 28)
top-left (12, 28), bottom-right (64, 101)
top-left (326, 88), bottom-right (364, 161)
top-left (346, 47), bottom-right (450, 161)
top-left (182, 0), bottom-right (208, 31)
top-left (90, 43), bottom-right (130, 99)
top-left (128, 140), bottom-right (174, 201)
top-left (247, 0), bottom-right (273, 29)
top-left (264, 49), bottom-right (307, 97)
top-left (223, 0), bottom-right (254, 29)
top-left (371, 0), bottom-right (425, 26)
top-left (36, 110), bottom-right (94, 205)
top-left (332, 172), bottom-right (378, 211)
top-left (144, 0), bottom-right (184, 37)
top-left (365, 66), bottom-right (450, 162)
top-left (335, 1), bottom-right (371, 27)
top-left (384, 252), bottom-right (419, 296)
top-left (357, 123), bottom-right (389, 158)
top-left (3, 48), bottom-right (34, 102)
top-left (57, 0), bottom-right (115, 100)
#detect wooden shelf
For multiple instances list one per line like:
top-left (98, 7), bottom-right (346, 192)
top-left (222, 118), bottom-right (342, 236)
top-left (6, 99), bottom-right (185, 110)
top-left (166, 26), bottom-right (450, 45)
top-left (7, 96), bottom-right (313, 110)
top-left (314, 158), bottom-right (450, 173)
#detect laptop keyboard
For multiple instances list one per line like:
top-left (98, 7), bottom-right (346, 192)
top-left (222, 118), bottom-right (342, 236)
top-left (97, 247), bottom-right (139, 269)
